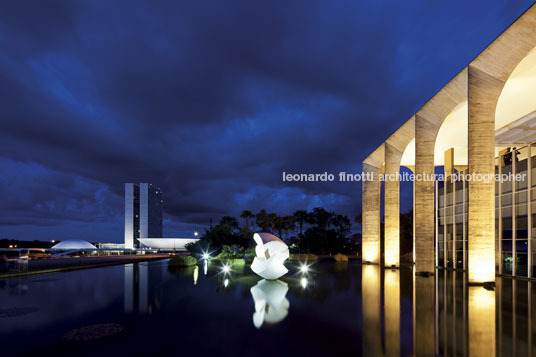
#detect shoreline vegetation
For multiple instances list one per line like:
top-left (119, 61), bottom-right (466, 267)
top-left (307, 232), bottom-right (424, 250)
top-left (186, 208), bottom-right (364, 261)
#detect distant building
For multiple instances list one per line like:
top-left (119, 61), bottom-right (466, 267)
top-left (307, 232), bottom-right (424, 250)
top-left (137, 238), bottom-right (199, 251)
top-left (124, 183), bottom-right (163, 249)
top-left (51, 239), bottom-right (97, 250)
top-left (97, 242), bottom-right (125, 249)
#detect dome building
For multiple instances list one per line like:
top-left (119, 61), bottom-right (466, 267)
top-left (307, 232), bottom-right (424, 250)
top-left (51, 240), bottom-right (97, 250)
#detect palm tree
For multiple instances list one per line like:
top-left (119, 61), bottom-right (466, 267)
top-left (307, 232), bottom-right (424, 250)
top-left (268, 213), bottom-right (278, 233)
top-left (273, 216), bottom-right (284, 237)
top-left (240, 210), bottom-right (253, 229)
top-left (283, 216), bottom-right (296, 238)
top-left (310, 207), bottom-right (331, 233)
top-left (220, 216), bottom-right (239, 230)
top-left (332, 214), bottom-right (351, 237)
top-left (256, 210), bottom-right (269, 231)
top-left (293, 210), bottom-right (308, 235)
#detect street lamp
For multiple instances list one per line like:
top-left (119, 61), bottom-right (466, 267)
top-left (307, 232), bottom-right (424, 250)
top-left (194, 231), bottom-right (199, 237)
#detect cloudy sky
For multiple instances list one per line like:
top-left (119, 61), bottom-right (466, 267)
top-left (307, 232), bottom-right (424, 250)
top-left (0, 0), bottom-right (534, 242)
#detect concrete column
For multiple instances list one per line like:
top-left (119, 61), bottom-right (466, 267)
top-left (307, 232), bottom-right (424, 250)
top-left (414, 114), bottom-right (437, 273)
top-left (467, 64), bottom-right (498, 283)
top-left (362, 162), bottom-right (382, 264)
top-left (384, 143), bottom-right (403, 267)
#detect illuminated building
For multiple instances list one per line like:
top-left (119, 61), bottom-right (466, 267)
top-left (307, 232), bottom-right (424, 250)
top-left (362, 4), bottom-right (536, 282)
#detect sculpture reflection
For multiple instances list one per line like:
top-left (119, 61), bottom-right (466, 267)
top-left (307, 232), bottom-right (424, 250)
top-left (250, 279), bottom-right (289, 328)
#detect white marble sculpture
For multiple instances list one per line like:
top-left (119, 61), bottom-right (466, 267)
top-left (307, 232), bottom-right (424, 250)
top-left (250, 232), bottom-right (289, 280)
top-left (250, 279), bottom-right (289, 328)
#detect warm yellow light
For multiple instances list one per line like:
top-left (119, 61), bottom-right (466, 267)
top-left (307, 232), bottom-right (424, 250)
top-left (384, 270), bottom-right (400, 356)
top-left (468, 252), bottom-right (495, 283)
top-left (362, 264), bottom-right (382, 355)
top-left (362, 242), bottom-right (379, 263)
top-left (384, 249), bottom-right (398, 267)
top-left (468, 286), bottom-right (495, 356)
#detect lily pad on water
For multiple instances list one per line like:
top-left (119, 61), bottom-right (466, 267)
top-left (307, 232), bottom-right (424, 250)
top-left (63, 323), bottom-right (124, 341)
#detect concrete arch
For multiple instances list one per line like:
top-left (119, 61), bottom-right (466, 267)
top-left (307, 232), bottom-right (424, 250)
top-left (466, 4), bottom-right (536, 283)
top-left (414, 69), bottom-right (468, 273)
top-left (362, 143), bottom-right (385, 264)
top-left (384, 116), bottom-right (415, 267)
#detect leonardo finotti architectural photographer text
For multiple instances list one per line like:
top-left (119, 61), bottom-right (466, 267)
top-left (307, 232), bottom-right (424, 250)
top-left (282, 171), bottom-right (526, 183)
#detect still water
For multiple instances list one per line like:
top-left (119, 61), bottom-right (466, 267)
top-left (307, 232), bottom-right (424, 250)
top-left (0, 260), bottom-right (534, 356)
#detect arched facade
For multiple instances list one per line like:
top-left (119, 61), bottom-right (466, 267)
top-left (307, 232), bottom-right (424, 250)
top-left (361, 3), bottom-right (536, 283)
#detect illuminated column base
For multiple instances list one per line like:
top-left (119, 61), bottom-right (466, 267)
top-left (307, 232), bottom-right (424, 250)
top-left (362, 163), bottom-right (382, 264)
top-left (467, 65), bottom-right (497, 284)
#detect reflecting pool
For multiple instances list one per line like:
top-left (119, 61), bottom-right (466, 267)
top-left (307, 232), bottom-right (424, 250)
top-left (0, 260), bottom-right (534, 356)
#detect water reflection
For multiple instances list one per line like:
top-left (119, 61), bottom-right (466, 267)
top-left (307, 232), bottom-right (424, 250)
top-left (250, 279), bottom-right (289, 329)
top-left (193, 266), bottom-right (199, 285)
top-left (384, 269), bottom-right (400, 357)
top-left (124, 262), bottom-right (163, 315)
top-left (414, 273), bottom-right (434, 356)
top-left (362, 264), bottom-right (382, 355)
top-left (359, 266), bottom-right (535, 356)
top-left (3, 260), bottom-right (536, 355)
top-left (301, 277), bottom-right (308, 289)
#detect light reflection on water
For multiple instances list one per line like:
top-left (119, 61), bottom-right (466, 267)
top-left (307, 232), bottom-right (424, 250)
top-left (0, 260), bottom-right (535, 355)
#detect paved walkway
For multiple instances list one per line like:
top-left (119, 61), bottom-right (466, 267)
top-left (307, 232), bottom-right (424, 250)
top-left (0, 254), bottom-right (170, 279)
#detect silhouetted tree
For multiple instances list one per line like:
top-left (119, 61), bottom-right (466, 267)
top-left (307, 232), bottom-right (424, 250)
top-left (268, 212), bottom-right (277, 233)
top-left (255, 210), bottom-right (270, 231)
top-left (240, 210), bottom-right (253, 229)
top-left (293, 210), bottom-right (308, 235)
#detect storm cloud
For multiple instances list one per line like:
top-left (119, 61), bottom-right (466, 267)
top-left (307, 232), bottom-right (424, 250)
top-left (0, 0), bottom-right (533, 241)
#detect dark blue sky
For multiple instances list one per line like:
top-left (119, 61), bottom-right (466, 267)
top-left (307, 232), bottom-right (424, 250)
top-left (0, 0), bottom-right (534, 242)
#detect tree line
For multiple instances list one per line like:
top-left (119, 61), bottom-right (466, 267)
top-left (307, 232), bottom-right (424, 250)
top-left (189, 207), bottom-right (361, 255)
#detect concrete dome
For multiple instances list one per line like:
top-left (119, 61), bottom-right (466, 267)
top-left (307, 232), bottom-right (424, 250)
top-left (51, 239), bottom-right (97, 250)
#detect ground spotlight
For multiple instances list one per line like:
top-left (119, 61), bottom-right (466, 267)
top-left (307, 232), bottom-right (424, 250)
top-left (299, 263), bottom-right (309, 274)
top-left (222, 264), bottom-right (231, 274)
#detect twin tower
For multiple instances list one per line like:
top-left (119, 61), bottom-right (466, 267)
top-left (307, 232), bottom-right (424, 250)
top-left (124, 183), bottom-right (163, 249)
